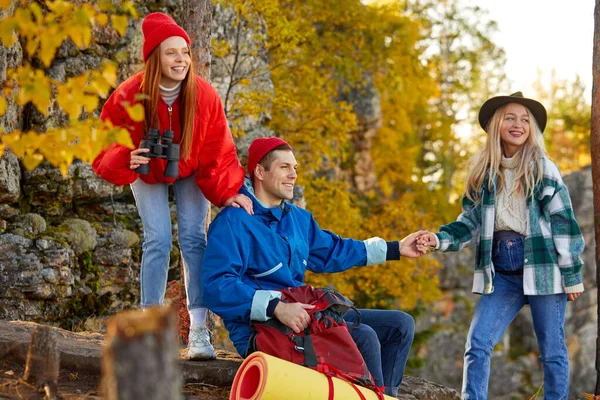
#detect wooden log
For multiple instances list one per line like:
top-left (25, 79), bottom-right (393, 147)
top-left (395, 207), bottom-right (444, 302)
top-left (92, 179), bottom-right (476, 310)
top-left (102, 307), bottom-right (182, 400)
top-left (23, 326), bottom-right (59, 389)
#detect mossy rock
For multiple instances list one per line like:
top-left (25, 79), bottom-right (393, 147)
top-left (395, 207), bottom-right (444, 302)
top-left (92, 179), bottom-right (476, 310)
top-left (8, 213), bottom-right (47, 238)
top-left (104, 228), bottom-right (139, 248)
top-left (52, 218), bottom-right (98, 255)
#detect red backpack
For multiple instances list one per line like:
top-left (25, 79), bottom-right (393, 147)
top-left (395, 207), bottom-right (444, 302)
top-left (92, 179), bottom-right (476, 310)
top-left (248, 286), bottom-right (385, 400)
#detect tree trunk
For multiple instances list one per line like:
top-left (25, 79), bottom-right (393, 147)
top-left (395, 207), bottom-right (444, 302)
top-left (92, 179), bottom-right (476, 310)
top-left (102, 307), bottom-right (181, 400)
top-left (593, 0), bottom-right (600, 395)
top-left (179, 0), bottom-right (214, 81)
top-left (23, 325), bottom-right (59, 397)
top-left (175, 0), bottom-right (216, 346)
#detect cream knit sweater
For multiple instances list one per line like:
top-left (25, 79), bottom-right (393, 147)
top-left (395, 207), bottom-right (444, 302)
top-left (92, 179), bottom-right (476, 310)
top-left (495, 155), bottom-right (528, 235)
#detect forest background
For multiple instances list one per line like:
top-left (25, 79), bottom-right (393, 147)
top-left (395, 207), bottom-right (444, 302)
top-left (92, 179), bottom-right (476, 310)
top-left (0, 0), bottom-right (594, 398)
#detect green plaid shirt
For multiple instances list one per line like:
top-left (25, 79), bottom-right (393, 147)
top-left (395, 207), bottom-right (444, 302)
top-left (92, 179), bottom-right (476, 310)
top-left (436, 158), bottom-right (585, 295)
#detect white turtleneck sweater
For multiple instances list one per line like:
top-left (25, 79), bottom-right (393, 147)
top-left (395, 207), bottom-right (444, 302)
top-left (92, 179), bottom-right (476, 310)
top-left (159, 81), bottom-right (182, 106)
top-left (495, 155), bottom-right (528, 235)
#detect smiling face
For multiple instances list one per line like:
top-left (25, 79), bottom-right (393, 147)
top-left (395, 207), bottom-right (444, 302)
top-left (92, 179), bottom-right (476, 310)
top-left (254, 150), bottom-right (298, 207)
top-left (499, 103), bottom-right (530, 157)
top-left (159, 36), bottom-right (191, 88)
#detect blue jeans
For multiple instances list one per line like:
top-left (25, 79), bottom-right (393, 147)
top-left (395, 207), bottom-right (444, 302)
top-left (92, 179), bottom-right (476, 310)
top-left (463, 237), bottom-right (569, 399)
top-left (344, 309), bottom-right (415, 396)
top-left (131, 175), bottom-right (209, 311)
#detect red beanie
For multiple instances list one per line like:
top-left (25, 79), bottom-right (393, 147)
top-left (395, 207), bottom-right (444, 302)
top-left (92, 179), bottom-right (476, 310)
top-left (142, 12), bottom-right (191, 62)
top-left (247, 137), bottom-right (292, 180)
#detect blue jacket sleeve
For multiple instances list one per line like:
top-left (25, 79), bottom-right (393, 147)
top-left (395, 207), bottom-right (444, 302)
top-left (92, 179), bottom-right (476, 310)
top-left (201, 214), bottom-right (256, 323)
top-left (306, 214), bottom-right (368, 273)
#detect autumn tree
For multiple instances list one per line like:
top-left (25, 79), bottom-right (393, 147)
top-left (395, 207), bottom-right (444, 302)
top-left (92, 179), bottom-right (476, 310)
top-left (212, 0), bottom-right (506, 309)
top-left (0, 0), bottom-right (139, 175)
top-left (533, 73), bottom-right (592, 172)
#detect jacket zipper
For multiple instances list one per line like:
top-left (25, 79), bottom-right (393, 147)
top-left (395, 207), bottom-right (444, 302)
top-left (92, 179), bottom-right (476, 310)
top-left (167, 106), bottom-right (173, 131)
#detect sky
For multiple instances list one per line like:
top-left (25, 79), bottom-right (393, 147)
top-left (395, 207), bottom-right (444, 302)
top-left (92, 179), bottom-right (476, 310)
top-left (475, 0), bottom-right (595, 101)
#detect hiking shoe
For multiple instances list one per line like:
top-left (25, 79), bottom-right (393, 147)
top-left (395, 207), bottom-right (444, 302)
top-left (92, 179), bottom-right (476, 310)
top-left (187, 325), bottom-right (216, 360)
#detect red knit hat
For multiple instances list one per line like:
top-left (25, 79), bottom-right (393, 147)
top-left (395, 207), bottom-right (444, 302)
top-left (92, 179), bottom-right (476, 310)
top-left (142, 12), bottom-right (191, 62)
top-left (247, 137), bottom-right (292, 180)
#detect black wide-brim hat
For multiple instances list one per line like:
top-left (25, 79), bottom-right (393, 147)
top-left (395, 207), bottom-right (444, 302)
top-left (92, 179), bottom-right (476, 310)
top-left (478, 91), bottom-right (547, 133)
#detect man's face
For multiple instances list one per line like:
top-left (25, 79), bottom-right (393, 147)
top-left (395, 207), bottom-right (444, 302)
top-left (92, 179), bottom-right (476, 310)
top-left (258, 150), bottom-right (298, 206)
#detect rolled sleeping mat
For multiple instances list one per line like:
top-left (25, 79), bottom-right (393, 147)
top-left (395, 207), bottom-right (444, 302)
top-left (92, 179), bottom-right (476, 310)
top-left (230, 351), bottom-right (396, 400)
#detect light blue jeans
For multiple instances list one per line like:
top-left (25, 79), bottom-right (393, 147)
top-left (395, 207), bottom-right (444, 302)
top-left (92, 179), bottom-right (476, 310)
top-left (463, 237), bottom-right (569, 399)
top-left (131, 175), bottom-right (209, 311)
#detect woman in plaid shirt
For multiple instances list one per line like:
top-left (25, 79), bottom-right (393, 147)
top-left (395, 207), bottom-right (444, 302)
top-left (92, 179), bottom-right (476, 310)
top-left (416, 92), bottom-right (584, 399)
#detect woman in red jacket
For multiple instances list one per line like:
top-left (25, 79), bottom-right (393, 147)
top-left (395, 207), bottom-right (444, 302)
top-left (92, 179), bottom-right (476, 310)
top-left (93, 12), bottom-right (252, 360)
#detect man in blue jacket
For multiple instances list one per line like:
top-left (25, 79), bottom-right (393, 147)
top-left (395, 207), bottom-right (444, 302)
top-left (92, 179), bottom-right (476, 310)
top-left (201, 137), bottom-right (427, 397)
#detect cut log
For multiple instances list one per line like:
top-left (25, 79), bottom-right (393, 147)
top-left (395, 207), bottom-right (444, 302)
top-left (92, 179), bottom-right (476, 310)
top-left (102, 307), bottom-right (182, 400)
top-left (23, 326), bottom-right (59, 388)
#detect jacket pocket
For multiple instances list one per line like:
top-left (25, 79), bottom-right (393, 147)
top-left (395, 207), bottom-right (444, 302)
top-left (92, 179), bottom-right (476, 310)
top-left (253, 262), bottom-right (283, 278)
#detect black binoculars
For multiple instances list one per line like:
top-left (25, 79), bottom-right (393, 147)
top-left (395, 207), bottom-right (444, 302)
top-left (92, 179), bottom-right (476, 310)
top-left (135, 128), bottom-right (180, 178)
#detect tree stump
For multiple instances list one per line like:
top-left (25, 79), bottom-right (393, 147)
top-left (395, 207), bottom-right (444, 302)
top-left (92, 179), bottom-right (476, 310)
top-left (102, 307), bottom-right (182, 400)
top-left (23, 325), bottom-right (59, 397)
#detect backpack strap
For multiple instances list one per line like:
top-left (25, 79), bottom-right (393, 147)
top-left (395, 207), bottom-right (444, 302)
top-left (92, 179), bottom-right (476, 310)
top-left (326, 375), bottom-right (334, 400)
top-left (301, 327), bottom-right (318, 367)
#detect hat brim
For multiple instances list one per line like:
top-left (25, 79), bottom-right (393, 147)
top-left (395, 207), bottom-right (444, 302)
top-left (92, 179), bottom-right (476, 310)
top-left (478, 96), bottom-right (547, 133)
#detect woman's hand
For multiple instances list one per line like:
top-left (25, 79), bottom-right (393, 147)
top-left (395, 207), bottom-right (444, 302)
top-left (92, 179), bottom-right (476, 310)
top-left (224, 194), bottom-right (254, 215)
top-left (416, 231), bottom-right (437, 248)
top-left (130, 148), bottom-right (150, 170)
top-left (567, 292), bottom-right (583, 302)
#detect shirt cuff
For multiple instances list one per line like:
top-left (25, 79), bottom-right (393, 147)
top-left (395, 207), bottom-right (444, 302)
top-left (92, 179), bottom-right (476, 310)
top-left (386, 241), bottom-right (400, 260)
top-left (434, 233), bottom-right (441, 249)
top-left (563, 283), bottom-right (584, 294)
top-left (364, 237), bottom-right (387, 265)
top-left (250, 290), bottom-right (282, 321)
top-left (266, 298), bottom-right (281, 317)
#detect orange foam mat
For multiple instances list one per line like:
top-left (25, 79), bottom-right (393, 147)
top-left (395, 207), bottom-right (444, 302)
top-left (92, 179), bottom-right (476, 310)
top-left (230, 351), bottom-right (396, 400)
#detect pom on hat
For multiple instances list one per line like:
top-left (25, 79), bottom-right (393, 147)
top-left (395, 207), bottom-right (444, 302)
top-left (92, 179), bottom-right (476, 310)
top-left (247, 137), bottom-right (292, 180)
top-left (142, 12), bottom-right (191, 62)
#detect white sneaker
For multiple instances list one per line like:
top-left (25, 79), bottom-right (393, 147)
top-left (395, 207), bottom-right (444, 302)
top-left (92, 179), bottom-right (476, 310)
top-left (187, 325), bottom-right (216, 360)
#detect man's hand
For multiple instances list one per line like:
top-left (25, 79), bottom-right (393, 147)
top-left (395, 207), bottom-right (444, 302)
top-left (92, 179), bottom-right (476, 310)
top-left (224, 194), bottom-right (254, 215)
top-left (273, 302), bottom-right (315, 333)
top-left (399, 230), bottom-right (431, 258)
top-left (567, 292), bottom-right (583, 301)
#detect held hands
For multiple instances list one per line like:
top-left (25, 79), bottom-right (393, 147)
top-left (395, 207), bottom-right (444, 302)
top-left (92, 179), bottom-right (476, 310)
top-left (224, 194), bottom-right (254, 215)
top-left (273, 302), bottom-right (315, 333)
top-left (400, 230), bottom-right (438, 258)
top-left (130, 148), bottom-right (150, 170)
top-left (398, 230), bottom-right (438, 258)
top-left (416, 231), bottom-right (437, 249)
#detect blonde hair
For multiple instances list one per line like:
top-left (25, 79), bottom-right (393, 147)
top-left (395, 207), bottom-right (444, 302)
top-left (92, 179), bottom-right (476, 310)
top-left (465, 103), bottom-right (546, 204)
top-left (139, 47), bottom-right (196, 161)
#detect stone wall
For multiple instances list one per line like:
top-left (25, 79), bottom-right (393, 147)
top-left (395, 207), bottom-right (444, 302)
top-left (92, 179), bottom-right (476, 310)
top-left (409, 165), bottom-right (596, 399)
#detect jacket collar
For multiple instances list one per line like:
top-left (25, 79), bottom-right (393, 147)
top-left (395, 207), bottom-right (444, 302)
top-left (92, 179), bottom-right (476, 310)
top-left (241, 178), bottom-right (290, 221)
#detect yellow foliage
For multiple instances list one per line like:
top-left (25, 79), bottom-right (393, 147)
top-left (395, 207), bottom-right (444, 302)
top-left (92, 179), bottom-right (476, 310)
top-left (0, 0), bottom-right (10, 10)
top-left (111, 14), bottom-right (128, 36)
top-left (211, 0), bottom-right (501, 309)
top-left (125, 104), bottom-right (145, 122)
top-left (0, 1), bottom-right (137, 175)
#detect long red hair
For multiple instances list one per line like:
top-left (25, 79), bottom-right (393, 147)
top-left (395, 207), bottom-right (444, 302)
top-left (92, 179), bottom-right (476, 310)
top-left (139, 47), bottom-right (196, 160)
